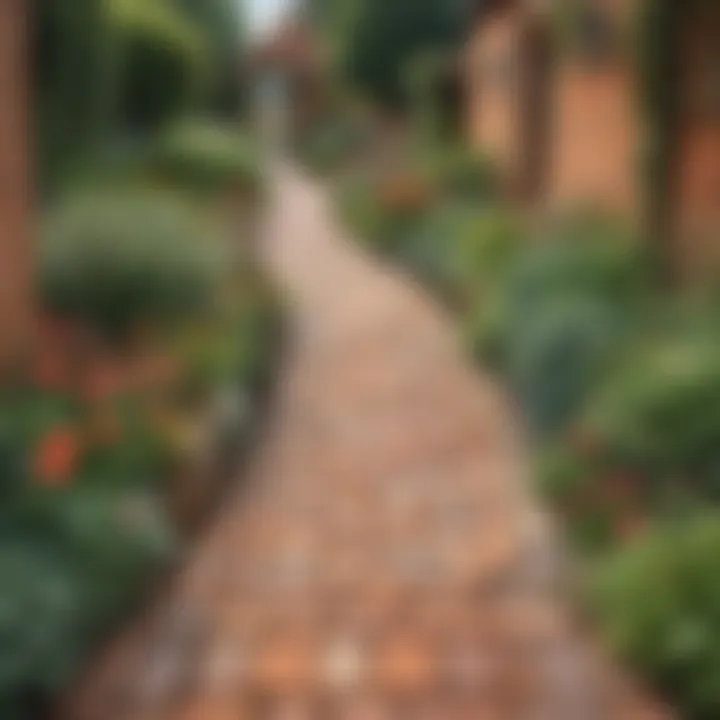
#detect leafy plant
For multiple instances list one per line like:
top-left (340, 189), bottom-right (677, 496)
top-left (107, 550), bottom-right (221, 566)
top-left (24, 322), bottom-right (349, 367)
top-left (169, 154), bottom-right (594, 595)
top-left (336, 171), bottom-right (429, 255)
top-left (472, 211), bottom-right (649, 437)
top-left (41, 191), bottom-right (222, 335)
top-left (154, 120), bottom-right (263, 196)
top-left (295, 115), bottom-right (369, 175)
top-left (536, 317), bottom-right (720, 560)
top-left (593, 515), bottom-right (720, 720)
top-left (583, 332), bottom-right (720, 498)
top-left (45, 485), bottom-right (175, 621)
top-left (509, 294), bottom-right (630, 438)
top-left (0, 538), bottom-right (85, 714)
top-left (334, 0), bottom-right (468, 109)
top-left (0, 378), bottom-right (176, 716)
top-left (175, 278), bottom-right (282, 398)
top-left (447, 205), bottom-right (522, 298)
top-left (422, 146), bottom-right (498, 203)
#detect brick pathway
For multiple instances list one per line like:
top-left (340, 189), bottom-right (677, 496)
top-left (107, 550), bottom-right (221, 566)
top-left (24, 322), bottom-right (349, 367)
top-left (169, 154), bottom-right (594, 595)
top-left (70, 167), bottom-right (667, 719)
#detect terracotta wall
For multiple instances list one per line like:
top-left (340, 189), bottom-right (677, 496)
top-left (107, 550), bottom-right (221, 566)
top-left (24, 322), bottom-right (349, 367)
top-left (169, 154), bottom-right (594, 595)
top-left (465, 0), bottom-right (720, 269)
top-left (548, 64), bottom-right (638, 214)
top-left (467, 7), bottom-right (638, 209)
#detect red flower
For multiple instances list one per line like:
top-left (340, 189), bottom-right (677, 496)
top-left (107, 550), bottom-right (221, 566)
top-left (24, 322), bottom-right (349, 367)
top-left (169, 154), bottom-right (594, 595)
top-left (33, 427), bottom-right (83, 487)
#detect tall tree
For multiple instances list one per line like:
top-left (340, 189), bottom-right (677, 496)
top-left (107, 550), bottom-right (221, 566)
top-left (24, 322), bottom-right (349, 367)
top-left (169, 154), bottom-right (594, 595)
top-left (310, 0), bottom-right (470, 109)
top-left (174, 0), bottom-right (247, 113)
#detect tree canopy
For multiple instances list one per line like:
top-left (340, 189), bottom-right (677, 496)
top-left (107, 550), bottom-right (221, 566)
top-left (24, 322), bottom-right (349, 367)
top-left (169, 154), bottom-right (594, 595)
top-left (37, 0), bottom-right (247, 189)
top-left (306, 0), bottom-right (472, 109)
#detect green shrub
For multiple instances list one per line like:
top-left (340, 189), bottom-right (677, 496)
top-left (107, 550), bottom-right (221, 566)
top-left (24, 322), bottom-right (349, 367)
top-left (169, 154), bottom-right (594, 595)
top-left (422, 146), bottom-right (498, 202)
top-left (512, 212), bottom-right (650, 309)
top-left (537, 321), bottom-right (720, 560)
top-left (41, 192), bottom-right (222, 334)
top-left (0, 393), bottom-right (175, 717)
top-left (582, 333), bottom-right (720, 498)
top-left (464, 285), bottom-right (513, 370)
top-left (395, 202), bottom-right (521, 322)
top-left (178, 278), bottom-right (282, 398)
top-left (0, 537), bottom-right (85, 714)
top-left (154, 121), bottom-right (263, 196)
top-left (337, 172), bottom-right (431, 255)
top-left (468, 212), bottom-right (649, 437)
top-left (509, 294), bottom-right (631, 438)
top-left (42, 485), bottom-right (174, 621)
top-left (396, 202), bottom-right (472, 296)
top-left (536, 445), bottom-right (625, 552)
top-left (112, 0), bottom-right (207, 131)
top-left (593, 515), bottom-right (720, 720)
top-left (447, 205), bottom-right (522, 298)
top-left (296, 116), bottom-right (369, 175)
top-left (0, 488), bottom-right (174, 717)
top-left (337, 173), bottom-right (385, 247)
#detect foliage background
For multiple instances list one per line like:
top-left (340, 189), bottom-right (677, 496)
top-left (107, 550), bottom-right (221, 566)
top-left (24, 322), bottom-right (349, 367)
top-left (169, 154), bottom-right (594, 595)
top-left (36, 0), bottom-right (247, 192)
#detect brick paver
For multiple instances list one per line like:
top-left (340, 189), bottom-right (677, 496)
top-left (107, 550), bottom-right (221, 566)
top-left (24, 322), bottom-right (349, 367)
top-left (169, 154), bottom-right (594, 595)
top-left (68, 166), bottom-right (668, 719)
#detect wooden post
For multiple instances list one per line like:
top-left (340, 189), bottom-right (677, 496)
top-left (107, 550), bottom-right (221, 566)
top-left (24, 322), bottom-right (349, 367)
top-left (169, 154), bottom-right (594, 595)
top-left (518, 13), bottom-right (553, 203)
top-left (0, 0), bottom-right (33, 370)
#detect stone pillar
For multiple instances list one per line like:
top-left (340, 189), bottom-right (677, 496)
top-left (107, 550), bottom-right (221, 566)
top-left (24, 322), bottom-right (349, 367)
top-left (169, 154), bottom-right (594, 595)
top-left (0, 0), bottom-right (33, 370)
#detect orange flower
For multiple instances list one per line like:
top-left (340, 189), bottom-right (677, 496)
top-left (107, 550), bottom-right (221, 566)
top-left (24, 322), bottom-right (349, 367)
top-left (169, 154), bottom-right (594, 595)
top-left (33, 427), bottom-right (83, 487)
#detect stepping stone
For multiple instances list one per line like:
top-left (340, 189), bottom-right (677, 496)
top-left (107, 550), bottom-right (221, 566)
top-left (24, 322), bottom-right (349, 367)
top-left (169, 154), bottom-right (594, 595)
top-left (321, 637), bottom-right (366, 690)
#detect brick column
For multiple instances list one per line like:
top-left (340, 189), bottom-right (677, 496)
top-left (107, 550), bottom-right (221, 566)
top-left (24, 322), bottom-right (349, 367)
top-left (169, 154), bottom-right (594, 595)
top-left (0, 0), bottom-right (33, 371)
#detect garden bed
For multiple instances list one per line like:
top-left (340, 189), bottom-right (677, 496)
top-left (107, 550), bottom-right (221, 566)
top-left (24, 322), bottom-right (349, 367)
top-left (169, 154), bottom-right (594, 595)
top-left (55, 324), bottom-right (284, 720)
top-left (0, 122), bottom-right (284, 720)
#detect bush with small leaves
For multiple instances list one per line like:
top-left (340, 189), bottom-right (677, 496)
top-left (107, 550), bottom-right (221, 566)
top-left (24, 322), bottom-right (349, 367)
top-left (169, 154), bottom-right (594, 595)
top-left (421, 146), bottom-right (499, 203)
top-left (593, 515), bottom-right (720, 720)
top-left (42, 192), bottom-right (222, 335)
top-left (154, 121), bottom-right (263, 197)
top-left (469, 211), bottom-right (649, 437)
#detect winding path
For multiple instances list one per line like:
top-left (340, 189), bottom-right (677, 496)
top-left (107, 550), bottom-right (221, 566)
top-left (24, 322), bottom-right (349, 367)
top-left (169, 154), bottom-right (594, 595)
top-left (69, 167), bottom-right (666, 719)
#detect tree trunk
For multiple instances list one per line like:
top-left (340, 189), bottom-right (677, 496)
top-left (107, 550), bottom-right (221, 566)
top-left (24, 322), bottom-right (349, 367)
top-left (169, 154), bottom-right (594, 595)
top-left (0, 0), bottom-right (33, 371)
